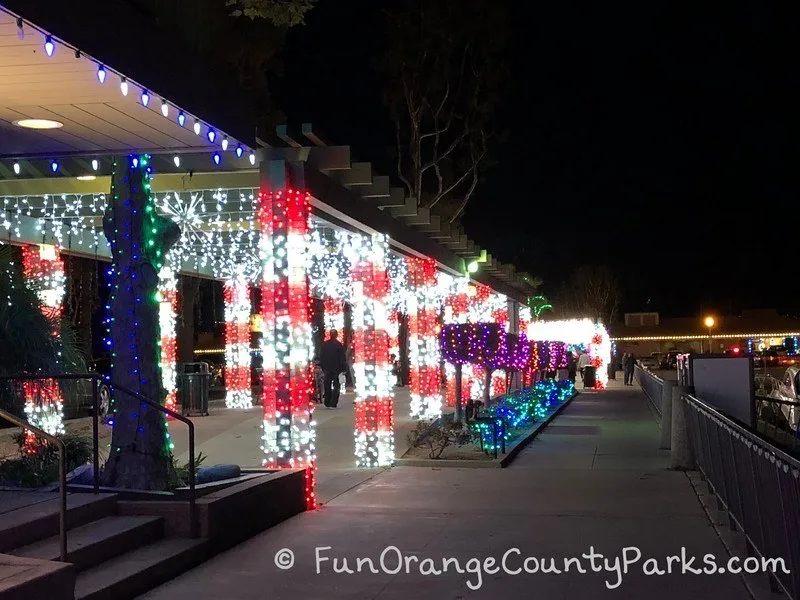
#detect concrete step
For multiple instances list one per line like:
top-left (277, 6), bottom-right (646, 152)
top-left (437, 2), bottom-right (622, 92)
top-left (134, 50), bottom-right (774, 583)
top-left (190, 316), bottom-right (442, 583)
top-left (0, 493), bottom-right (118, 553)
top-left (74, 537), bottom-right (208, 600)
top-left (13, 515), bottom-right (164, 572)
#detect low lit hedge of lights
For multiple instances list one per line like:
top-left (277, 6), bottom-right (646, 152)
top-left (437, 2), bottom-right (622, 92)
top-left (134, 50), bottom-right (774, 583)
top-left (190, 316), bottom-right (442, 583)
top-left (472, 379), bottom-right (575, 454)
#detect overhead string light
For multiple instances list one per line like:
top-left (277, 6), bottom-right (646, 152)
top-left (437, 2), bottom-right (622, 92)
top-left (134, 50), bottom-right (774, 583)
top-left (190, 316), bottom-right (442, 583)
top-left (13, 163), bottom-right (20, 175)
top-left (161, 100), bottom-right (169, 117)
top-left (44, 35), bottom-right (55, 57)
top-left (97, 65), bottom-right (107, 84)
top-left (120, 77), bottom-right (129, 96)
top-left (140, 90), bottom-right (150, 107)
top-left (178, 112), bottom-right (186, 127)
top-left (193, 121), bottom-right (201, 136)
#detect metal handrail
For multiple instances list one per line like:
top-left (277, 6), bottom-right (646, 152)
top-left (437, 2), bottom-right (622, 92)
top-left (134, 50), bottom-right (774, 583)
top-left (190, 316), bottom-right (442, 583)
top-left (108, 381), bottom-right (197, 538)
top-left (0, 407), bottom-right (68, 562)
top-left (1, 373), bottom-right (103, 494)
top-left (0, 373), bottom-right (198, 538)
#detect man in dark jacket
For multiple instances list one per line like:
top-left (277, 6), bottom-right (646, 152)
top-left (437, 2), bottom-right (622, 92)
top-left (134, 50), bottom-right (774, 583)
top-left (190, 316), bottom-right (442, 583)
top-left (319, 330), bottom-right (347, 408)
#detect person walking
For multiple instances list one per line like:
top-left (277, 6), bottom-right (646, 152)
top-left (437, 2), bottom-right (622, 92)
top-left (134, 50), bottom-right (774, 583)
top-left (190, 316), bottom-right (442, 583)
top-left (623, 352), bottom-right (637, 385)
top-left (320, 330), bottom-right (347, 408)
top-left (567, 351), bottom-right (578, 383)
top-left (577, 350), bottom-right (591, 382)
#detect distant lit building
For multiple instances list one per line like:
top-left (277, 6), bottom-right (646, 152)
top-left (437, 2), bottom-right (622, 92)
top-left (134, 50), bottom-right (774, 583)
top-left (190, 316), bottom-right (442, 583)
top-left (610, 309), bottom-right (800, 357)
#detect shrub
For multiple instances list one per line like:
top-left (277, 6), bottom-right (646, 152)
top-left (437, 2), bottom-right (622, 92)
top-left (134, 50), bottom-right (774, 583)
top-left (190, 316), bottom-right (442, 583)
top-left (0, 434), bottom-right (93, 488)
top-left (407, 418), bottom-right (476, 459)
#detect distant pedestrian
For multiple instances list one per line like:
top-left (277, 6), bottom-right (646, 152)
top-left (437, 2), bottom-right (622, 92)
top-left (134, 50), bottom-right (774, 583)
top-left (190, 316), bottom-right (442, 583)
top-left (344, 344), bottom-right (355, 392)
top-left (623, 352), bottom-right (636, 385)
top-left (577, 351), bottom-right (591, 382)
top-left (567, 352), bottom-right (578, 382)
top-left (320, 330), bottom-right (347, 408)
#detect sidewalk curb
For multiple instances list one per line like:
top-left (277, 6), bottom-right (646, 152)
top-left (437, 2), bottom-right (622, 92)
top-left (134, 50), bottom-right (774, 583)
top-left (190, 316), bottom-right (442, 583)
top-left (394, 391), bottom-right (578, 469)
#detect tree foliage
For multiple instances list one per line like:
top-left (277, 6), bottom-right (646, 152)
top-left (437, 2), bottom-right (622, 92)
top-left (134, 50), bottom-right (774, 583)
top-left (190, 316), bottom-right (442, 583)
top-left (555, 266), bottom-right (621, 325)
top-left (226, 0), bottom-right (317, 25)
top-left (379, 0), bottom-right (508, 223)
top-left (0, 245), bottom-right (86, 413)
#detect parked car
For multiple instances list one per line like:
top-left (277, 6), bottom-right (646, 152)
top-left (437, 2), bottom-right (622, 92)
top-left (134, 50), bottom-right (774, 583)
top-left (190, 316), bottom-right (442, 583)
top-left (754, 351), bottom-right (780, 368)
top-left (638, 356), bottom-right (659, 370)
top-left (64, 357), bottom-right (112, 420)
top-left (756, 367), bottom-right (800, 432)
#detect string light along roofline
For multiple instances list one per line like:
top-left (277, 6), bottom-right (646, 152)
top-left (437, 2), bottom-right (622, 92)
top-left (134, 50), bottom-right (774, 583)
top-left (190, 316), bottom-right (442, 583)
top-left (2, 6), bottom-right (255, 169)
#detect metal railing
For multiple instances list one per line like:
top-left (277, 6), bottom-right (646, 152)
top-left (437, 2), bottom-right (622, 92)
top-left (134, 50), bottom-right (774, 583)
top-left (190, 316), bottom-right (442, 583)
top-left (755, 395), bottom-right (800, 455)
top-left (684, 392), bottom-right (800, 598)
top-left (0, 374), bottom-right (198, 538)
top-left (634, 365), bottom-right (664, 415)
top-left (0, 407), bottom-right (68, 562)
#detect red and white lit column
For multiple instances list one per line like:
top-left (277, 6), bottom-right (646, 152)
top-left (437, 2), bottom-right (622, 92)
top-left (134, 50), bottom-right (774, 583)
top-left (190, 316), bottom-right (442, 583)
top-left (443, 276), bottom-right (471, 407)
top-left (323, 297), bottom-right (345, 339)
top-left (348, 233), bottom-right (394, 466)
top-left (407, 257), bottom-right (442, 420)
top-left (258, 183), bottom-right (316, 508)
top-left (224, 275), bottom-right (253, 409)
top-left (21, 244), bottom-right (66, 444)
top-left (490, 294), bottom-right (509, 396)
top-left (157, 266), bottom-right (178, 413)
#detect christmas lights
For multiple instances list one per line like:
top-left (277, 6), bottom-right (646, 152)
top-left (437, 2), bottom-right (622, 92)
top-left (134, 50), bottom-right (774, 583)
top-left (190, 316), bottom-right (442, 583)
top-left (20, 244), bottom-right (66, 445)
top-left (224, 274), bottom-right (253, 409)
top-left (406, 257), bottom-right (442, 420)
top-left (526, 319), bottom-right (611, 389)
top-left (156, 265), bottom-right (178, 413)
top-left (258, 186), bottom-right (316, 508)
top-left (344, 233), bottom-right (394, 467)
top-left (323, 298), bottom-right (345, 339)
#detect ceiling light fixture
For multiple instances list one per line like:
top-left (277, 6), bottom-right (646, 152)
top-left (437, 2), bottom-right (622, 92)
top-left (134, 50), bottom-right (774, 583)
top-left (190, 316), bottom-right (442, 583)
top-left (13, 119), bottom-right (63, 130)
top-left (13, 163), bottom-right (21, 175)
top-left (77, 175), bottom-right (96, 181)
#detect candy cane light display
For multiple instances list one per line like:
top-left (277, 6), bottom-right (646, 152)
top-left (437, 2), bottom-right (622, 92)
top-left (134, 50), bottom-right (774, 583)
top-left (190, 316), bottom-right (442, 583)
top-left (323, 298), bottom-right (345, 339)
top-left (156, 265), bottom-right (178, 413)
top-left (442, 274), bottom-right (471, 407)
top-left (21, 244), bottom-right (66, 444)
top-left (406, 257), bottom-right (442, 420)
top-left (345, 233), bottom-right (394, 467)
top-left (258, 186), bottom-right (316, 508)
top-left (526, 318), bottom-right (611, 389)
top-left (224, 274), bottom-right (253, 409)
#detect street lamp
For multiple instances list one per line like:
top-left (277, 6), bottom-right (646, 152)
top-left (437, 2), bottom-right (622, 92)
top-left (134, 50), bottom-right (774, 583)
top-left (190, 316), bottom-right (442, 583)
top-left (703, 316), bottom-right (715, 353)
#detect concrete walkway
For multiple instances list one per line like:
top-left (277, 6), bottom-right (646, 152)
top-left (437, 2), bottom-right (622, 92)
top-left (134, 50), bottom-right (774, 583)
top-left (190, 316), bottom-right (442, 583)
top-left (170, 389), bottom-right (417, 504)
top-left (139, 384), bottom-right (752, 599)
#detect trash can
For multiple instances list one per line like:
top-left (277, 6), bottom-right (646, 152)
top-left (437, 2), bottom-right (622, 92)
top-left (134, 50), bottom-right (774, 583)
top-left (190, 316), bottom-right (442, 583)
top-left (582, 366), bottom-right (597, 389)
top-left (607, 363), bottom-right (616, 380)
top-left (178, 362), bottom-right (210, 416)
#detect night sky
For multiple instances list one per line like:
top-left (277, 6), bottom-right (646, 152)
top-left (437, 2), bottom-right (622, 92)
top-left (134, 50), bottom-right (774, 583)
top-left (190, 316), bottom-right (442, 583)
top-left (276, 1), bottom-right (797, 319)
